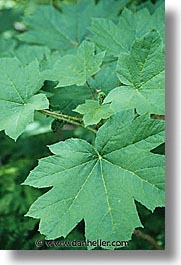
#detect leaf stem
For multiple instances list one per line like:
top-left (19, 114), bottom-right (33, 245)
top-left (39, 109), bottom-right (97, 134)
top-left (40, 109), bottom-right (82, 122)
top-left (151, 114), bottom-right (165, 120)
top-left (86, 81), bottom-right (96, 100)
top-left (134, 229), bottom-right (163, 250)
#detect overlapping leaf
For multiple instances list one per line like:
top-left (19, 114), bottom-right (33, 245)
top-left (0, 39), bottom-right (17, 58)
top-left (135, 0), bottom-right (164, 14)
top-left (44, 41), bottom-right (105, 87)
top-left (90, 5), bottom-right (164, 56)
top-left (104, 30), bottom-right (165, 114)
top-left (0, 41), bottom-right (52, 66)
top-left (23, 111), bottom-right (165, 249)
top-left (0, 58), bottom-right (49, 140)
top-left (12, 45), bottom-right (51, 66)
top-left (49, 85), bottom-right (91, 115)
top-left (18, 0), bottom-right (129, 51)
top-left (88, 61), bottom-right (120, 93)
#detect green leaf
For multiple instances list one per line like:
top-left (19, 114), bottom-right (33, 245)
top-left (88, 61), bottom-right (120, 93)
top-left (90, 17), bottom-right (134, 57)
top-left (18, 0), bottom-right (128, 51)
top-left (135, 0), bottom-right (164, 15)
top-left (0, 58), bottom-right (49, 140)
top-left (104, 31), bottom-right (165, 115)
top-left (90, 6), bottom-right (164, 56)
top-left (23, 111), bottom-right (165, 249)
top-left (47, 62), bottom-right (118, 116)
top-left (44, 41), bottom-right (105, 87)
top-left (119, 6), bottom-right (164, 39)
top-left (92, 0), bottom-right (131, 19)
top-left (74, 100), bottom-right (113, 126)
top-left (18, 5), bottom-right (77, 51)
top-left (13, 45), bottom-right (51, 65)
top-left (0, 41), bottom-right (52, 66)
top-left (151, 3), bottom-right (165, 39)
top-left (0, 39), bottom-right (17, 57)
top-left (49, 85), bottom-right (91, 115)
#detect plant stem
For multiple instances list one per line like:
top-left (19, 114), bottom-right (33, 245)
top-left (39, 109), bottom-right (97, 134)
top-left (86, 81), bottom-right (96, 100)
top-left (40, 109), bottom-right (82, 122)
top-left (151, 114), bottom-right (165, 120)
top-left (134, 229), bottom-right (163, 250)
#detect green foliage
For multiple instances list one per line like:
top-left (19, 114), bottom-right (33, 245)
top-left (49, 85), bottom-right (91, 115)
top-left (0, 7), bottom-right (22, 34)
top-left (43, 41), bottom-right (105, 87)
top-left (90, 4), bottom-right (164, 57)
top-left (104, 30), bottom-right (165, 114)
top-left (88, 62), bottom-right (121, 94)
top-left (18, 0), bottom-right (130, 51)
top-left (74, 100), bottom-right (113, 126)
top-left (13, 45), bottom-right (51, 65)
top-left (0, 39), bottom-right (17, 57)
top-left (23, 111), bottom-right (164, 249)
top-left (0, 58), bottom-right (49, 140)
top-left (0, 0), bottom-right (165, 250)
top-left (0, 132), bottom-right (49, 250)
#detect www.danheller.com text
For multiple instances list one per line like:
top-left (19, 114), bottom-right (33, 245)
top-left (35, 239), bottom-right (129, 248)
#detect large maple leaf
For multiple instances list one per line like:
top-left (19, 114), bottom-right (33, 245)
top-left (23, 111), bottom-right (165, 249)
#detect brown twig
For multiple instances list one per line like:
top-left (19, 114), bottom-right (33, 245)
top-left (134, 229), bottom-right (163, 250)
top-left (151, 114), bottom-right (165, 120)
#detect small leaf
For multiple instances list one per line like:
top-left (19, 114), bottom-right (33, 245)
top-left (74, 100), bottom-right (113, 126)
top-left (0, 58), bottom-right (49, 140)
